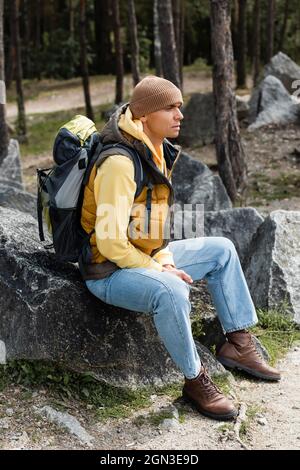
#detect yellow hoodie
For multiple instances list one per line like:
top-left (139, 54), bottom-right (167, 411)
top-left (85, 107), bottom-right (175, 272)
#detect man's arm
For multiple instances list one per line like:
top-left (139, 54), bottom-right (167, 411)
top-left (153, 246), bottom-right (175, 267)
top-left (94, 154), bottom-right (163, 271)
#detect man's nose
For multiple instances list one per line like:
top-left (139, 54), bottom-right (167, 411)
top-left (175, 109), bottom-right (183, 120)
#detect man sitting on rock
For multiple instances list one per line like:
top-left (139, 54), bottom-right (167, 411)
top-left (80, 76), bottom-right (280, 421)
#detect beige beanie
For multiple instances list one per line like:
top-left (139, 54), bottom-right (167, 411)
top-left (129, 75), bottom-right (183, 118)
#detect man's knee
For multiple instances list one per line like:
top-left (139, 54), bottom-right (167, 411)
top-left (207, 237), bottom-right (237, 267)
top-left (153, 274), bottom-right (190, 310)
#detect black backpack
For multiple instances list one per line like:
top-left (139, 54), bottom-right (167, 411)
top-left (37, 114), bottom-right (149, 263)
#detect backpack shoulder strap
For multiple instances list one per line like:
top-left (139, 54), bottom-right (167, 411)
top-left (95, 143), bottom-right (147, 198)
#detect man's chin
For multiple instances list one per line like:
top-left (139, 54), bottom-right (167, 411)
top-left (167, 130), bottom-right (180, 139)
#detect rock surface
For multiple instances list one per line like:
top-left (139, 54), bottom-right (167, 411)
top-left (244, 210), bottom-right (300, 323)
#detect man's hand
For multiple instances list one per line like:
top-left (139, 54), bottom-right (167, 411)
top-left (162, 264), bottom-right (193, 284)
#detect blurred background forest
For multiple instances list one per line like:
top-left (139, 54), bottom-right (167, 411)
top-left (1, 0), bottom-right (300, 208)
top-left (3, 0), bottom-right (300, 83)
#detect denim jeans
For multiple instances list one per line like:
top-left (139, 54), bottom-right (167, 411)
top-left (86, 237), bottom-right (258, 379)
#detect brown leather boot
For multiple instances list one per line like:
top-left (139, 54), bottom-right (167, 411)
top-left (217, 330), bottom-right (281, 381)
top-left (182, 366), bottom-right (237, 421)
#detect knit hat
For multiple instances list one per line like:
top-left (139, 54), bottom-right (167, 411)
top-left (129, 76), bottom-right (183, 118)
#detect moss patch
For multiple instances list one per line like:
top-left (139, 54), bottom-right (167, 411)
top-left (246, 171), bottom-right (300, 205)
top-left (250, 306), bottom-right (300, 365)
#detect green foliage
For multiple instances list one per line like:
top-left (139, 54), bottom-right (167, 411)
top-left (134, 406), bottom-right (186, 427)
top-left (251, 306), bottom-right (300, 365)
top-left (38, 30), bottom-right (81, 80)
top-left (184, 57), bottom-right (212, 73)
top-left (191, 312), bottom-right (205, 340)
top-left (247, 171), bottom-right (300, 205)
top-left (0, 360), bottom-right (152, 420)
top-left (0, 360), bottom-right (184, 422)
top-left (211, 374), bottom-right (232, 396)
top-left (137, 29), bottom-right (152, 73)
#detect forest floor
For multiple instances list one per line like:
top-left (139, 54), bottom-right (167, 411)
top-left (1, 345), bottom-right (299, 450)
top-left (1, 71), bottom-right (300, 450)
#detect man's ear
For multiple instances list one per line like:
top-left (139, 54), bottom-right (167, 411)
top-left (140, 115), bottom-right (147, 123)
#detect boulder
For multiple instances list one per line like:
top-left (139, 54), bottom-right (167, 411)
top-left (248, 75), bottom-right (300, 130)
top-left (178, 93), bottom-right (249, 146)
top-left (195, 341), bottom-right (229, 376)
top-left (244, 210), bottom-right (300, 323)
top-left (0, 184), bottom-right (37, 219)
top-left (172, 152), bottom-right (232, 212)
top-left (0, 139), bottom-right (23, 190)
top-left (204, 208), bottom-right (264, 266)
top-left (178, 93), bottom-right (215, 146)
top-left (0, 207), bottom-right (226, 387)
top-left (261, 52), bottom-right (300, 94)
top-left (172, 207), bottom-right (263, 264)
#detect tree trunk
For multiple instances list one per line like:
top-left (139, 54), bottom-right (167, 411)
top-left (11, 0), bottom-right (27, 141)
top-left (231, 0), bottom-right (239, 54)
top-left (252, 0), bottom-right (261, 86)
top-left (266, 0), bottom-right (275, 62)
top-left (153, 0), bottom-right (163, 77)
top-left (23, 0), bottom-right (31, 78)
top-left (5, 1), bottom-right (15, 89)
top-left (112, 0), bottom-right (123, 104)
top-left (0, 0), bottom-right (8, 164)
top-left (157, 0), bottom-right (181, 89)
top-left (278, 0), bottom-right (290, 51)
top-left (172, 0), bottom-right (184, 88)
top-left (94, 0), bottom-right (113, 74)
top-left (128, 0), bottom-right (140, 86)
top-left (35, 0), bottom-right (42, 80)
top-left (79, 0), bottom-right (94, 121)
top-left (172, 0), bottom-right (180, 53)
top-left (210, 0), bottom-right (247, 202)
top-left (69, 0), bottom-right (75, 39)
top-left (236, 0), bottom-right (247, 88)
top-left (179, 0), bottom-right (185, 87)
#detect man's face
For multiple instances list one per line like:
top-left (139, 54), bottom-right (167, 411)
top-left (140, 102), bottom-right (183, 141)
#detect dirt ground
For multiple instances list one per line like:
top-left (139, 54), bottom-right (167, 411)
top-left (1, 73), bottom-right (300, 450)
top-left (1, 346), bottom-right (299, 450)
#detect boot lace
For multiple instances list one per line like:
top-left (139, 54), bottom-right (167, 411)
top-left (248, 334), bottom-right (265, 361)
top-left (198, 368), bottom-right (222, 399)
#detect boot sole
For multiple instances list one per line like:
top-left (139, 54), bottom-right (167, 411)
top-left (217, 356), bottom-right (281, 381)
top-left (182, 391), bottom-right (237, 421)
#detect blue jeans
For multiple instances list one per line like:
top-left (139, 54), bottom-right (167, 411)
top-left (86, 237), bottom-right (258, 379)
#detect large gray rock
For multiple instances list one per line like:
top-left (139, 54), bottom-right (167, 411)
top-left (0, 207), bottom-right (224, 387)
top-left (244, 210), bottom-right (300, 323)
top-left (178, 93), bottom-right (249, 146)
top-left (172, 152), bottom-right (232, 212)
top-left (204, 208), bottom-right (264, 266)
top-left (178, 93), bottom-right (215, 146)
top-left (248, 75), bottom-right (300, 130)
top-left (172, 207), bottom-right (263, 263)
top-left (195, 342), bottom-right (229, 377)
top-left (261, 52), bottom-right (300, 94)
top-left (0, 184), bottom-right (37, 219)
top-left (0, 139), bottom-right (23, 190)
